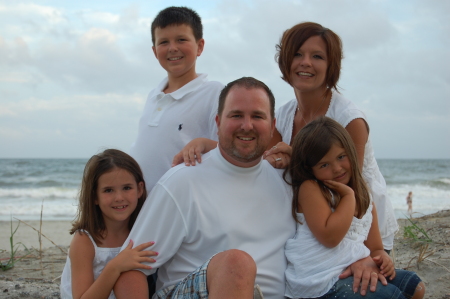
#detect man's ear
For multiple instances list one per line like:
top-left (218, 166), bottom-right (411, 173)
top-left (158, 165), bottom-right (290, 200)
top-left (152, 46), bottom-right (157, 58)
top-left (271, 117), bottom-right (276, 138)
top-left (215, 114), bottom-right (220, 127)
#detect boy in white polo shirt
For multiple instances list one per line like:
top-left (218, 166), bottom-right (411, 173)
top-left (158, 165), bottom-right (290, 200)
top-left (130, 6), bottom-right (224, 193)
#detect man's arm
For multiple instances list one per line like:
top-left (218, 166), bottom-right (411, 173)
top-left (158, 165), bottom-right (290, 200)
top-left (114, 270), bottom-right (148, 299)
top-left (114, 183), bottom-right (187, 297)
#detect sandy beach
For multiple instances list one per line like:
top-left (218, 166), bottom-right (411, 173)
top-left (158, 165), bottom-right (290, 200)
top-left (1, 211), bottom-right (449, 298)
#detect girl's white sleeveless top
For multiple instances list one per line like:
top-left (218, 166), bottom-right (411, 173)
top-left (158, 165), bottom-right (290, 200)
top-left (285, 201), bottom-right (373, 298)
top-left (60, 230), bottom-right (121, 299)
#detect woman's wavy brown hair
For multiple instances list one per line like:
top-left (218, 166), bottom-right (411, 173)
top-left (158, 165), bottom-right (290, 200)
top-left (276, 22), bottom-right (343, 98)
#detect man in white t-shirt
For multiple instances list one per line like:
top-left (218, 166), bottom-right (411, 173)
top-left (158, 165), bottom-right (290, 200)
top-left (115, 77), bottom-right (383, 299)
top-left (115, 77), bottom-right (295, 299)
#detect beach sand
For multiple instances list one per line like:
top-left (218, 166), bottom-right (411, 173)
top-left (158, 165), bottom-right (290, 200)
top-left (1, 211), bottom-right (450, 298)
top-left (0, 220), bottom-right (73, 252)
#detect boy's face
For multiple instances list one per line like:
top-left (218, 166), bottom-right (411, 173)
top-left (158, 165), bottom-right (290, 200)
top-left (152, 24), bottom-right (204, 79)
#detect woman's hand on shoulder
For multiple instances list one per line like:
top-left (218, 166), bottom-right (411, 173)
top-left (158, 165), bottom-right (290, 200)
top-left (372, 250), bottom-right (396, 280)
top-left (107, 240), bottom-right (157, 274)
top-left (263, 142), bottom-right (292, 169)
top-left (172, 138), bottom-right (218, 167)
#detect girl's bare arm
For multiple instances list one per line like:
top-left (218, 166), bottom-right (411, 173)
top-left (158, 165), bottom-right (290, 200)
top-left (364, 205), bottom-right (396, 280)
top-left (299, 180), bottom-right (355, 247)
top-left (71, 233), bottom-right (156, 299)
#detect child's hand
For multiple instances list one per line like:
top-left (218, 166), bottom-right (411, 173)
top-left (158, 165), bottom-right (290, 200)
top-left (263, 142), bottom-right (291, 169)
top-left (172, 138), bottom-right (217, 167)
top-left (323, 180), bottom-right (354, 198)
top-left (110, 240), bottom-right (157, 274)
top-left (372, 251), bottom-right (396, 280)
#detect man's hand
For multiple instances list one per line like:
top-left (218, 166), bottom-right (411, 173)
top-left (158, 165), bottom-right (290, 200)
top-left (339, 256), bottom-right (387, 295)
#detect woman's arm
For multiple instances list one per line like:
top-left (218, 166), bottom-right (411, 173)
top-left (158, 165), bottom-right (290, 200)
top-left (299, 180), bottom-right (355, 247)
top-left (71, 232), bottom-right (156, 299)
top-left (345, 118), bottom-right (369, 170)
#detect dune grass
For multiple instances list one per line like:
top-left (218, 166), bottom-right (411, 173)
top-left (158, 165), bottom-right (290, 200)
top-left (0, 217), bottom-right (31, 271)
top-left (1, 200), bottom-right (67, 271)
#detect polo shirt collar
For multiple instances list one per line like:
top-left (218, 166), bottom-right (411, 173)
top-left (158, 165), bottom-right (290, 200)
top-left (156, 73), bottom-right (208, 101)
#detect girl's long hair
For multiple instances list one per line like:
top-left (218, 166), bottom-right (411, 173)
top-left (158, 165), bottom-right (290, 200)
top-left (70, 149), bottom-right (147, 244)
top-left (284, 116), bottom-right (370, 223)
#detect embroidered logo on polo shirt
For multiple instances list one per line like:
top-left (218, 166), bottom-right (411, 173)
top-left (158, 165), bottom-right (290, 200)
top-left (178, 124), bottom-right (183, 131)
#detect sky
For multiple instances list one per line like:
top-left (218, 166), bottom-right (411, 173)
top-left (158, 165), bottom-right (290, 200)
top-left (0, 0), bottom-right (449, 159)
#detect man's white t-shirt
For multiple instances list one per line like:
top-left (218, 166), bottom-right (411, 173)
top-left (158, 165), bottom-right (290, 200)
top-left (123, 147), bottom-right (295, 299)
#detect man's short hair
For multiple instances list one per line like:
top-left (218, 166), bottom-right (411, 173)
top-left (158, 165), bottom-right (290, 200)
top-left (151, 6), bottom-right (203, 45)
top-left (218, 77), bottom-right (275, 119)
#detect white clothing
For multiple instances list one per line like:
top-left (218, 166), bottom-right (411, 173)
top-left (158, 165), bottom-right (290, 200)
top-left (285, 201), bottom-right (373, 298)
top-left (130, 73), bottom-right (223, 193)
top-left (275, 91), bottom-right (398, 249)
top-left (60, 230), bottom-right (120, 299)
top-left (123, 147), bottom-right (296, 299)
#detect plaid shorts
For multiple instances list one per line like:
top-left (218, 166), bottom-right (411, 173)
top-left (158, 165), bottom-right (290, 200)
top-left (154, 257), bottom-right (211, 299)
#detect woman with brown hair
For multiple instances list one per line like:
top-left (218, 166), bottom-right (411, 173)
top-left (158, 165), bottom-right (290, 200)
top-left (265, 22), bottom-right (398, 254)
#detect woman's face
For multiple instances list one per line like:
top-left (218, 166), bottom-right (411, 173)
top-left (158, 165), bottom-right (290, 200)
top-left (289, 35), bottom-right (328, 94)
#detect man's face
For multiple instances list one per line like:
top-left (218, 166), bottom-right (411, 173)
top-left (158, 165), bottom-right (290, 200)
top-left (216, 86), bottom-right (275, 168)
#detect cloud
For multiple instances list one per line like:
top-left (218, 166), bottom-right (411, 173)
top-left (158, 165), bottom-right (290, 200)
top-left (0, 0), bottom-right (449, 158)
top-left (0, 92), bottom-right (146, 157)
top-left (0, 36), bottom-right (32, 66)
top-left (0, 2), bottom-right (157, 95)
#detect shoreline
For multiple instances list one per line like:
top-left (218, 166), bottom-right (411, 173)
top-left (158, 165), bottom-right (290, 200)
top-left (1, 211), bottom-right (449, 298)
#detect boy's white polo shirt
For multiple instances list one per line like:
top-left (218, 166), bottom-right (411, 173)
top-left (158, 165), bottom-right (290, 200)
top-left (130, 73), bottom-right (224, 193)
top-left (148, 75), bottom-right (208, 126)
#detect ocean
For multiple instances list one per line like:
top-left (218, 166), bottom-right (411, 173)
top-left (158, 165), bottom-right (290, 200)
top-left (0, 159), bottom-right (449, 221)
